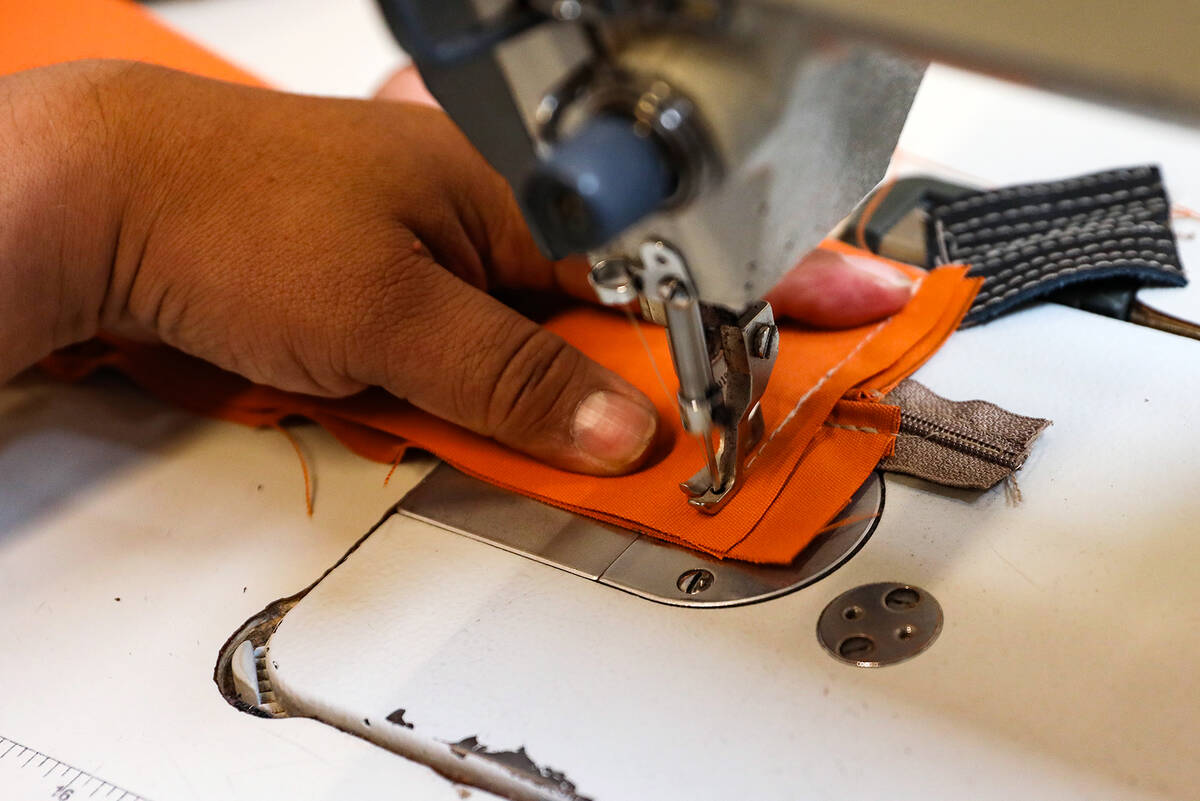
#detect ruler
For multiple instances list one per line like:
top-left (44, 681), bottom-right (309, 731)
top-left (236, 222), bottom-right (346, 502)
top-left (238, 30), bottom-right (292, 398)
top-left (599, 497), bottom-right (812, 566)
top-left (0, 734), bottom-right (151, 801)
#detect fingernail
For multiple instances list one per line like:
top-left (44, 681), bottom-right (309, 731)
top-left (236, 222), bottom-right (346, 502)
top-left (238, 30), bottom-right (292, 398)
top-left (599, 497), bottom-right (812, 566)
top-left (571, 390), bottom-right (657, 467)
top-left (843, 254), bottom-right (915, 290)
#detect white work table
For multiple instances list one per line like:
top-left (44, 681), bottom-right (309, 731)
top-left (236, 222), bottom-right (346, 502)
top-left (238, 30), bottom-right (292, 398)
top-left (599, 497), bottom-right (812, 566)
top-left (1, 2), bottom-right (1198, 800)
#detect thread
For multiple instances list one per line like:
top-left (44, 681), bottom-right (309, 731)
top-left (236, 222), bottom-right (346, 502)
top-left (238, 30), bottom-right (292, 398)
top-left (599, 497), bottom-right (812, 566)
top-left (1172, 204), bottom-right (1200, 222)
top-left (815, 511), bottom-right (881, 536)
top-left (383, 448), bottom-right (405, 487)
top-left (823, 422), bottom-right (881, 435)
top-left (745, 306), bottom-right (899, 469)
top-left (623, 308), bottom-right (676, 408)
top-left (273, 423), bottom-right (313, 516)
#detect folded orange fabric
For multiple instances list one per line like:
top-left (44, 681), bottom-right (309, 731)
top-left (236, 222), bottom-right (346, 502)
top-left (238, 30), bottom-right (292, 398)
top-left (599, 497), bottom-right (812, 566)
top-left (0, 0), bottom-right (263, 86)
top-left (12, 0), bottom-right (981, 563)
top-left (42, 248), bottom-right (977, 562)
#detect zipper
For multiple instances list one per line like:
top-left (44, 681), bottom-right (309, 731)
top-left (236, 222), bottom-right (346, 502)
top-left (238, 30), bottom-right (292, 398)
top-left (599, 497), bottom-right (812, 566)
top-left (898, 410), bottom-right (1027, 470)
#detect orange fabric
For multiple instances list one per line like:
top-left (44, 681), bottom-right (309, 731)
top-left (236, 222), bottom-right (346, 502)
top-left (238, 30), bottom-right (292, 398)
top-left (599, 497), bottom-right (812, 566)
top-left (0, 0), bottom-right (264, 86)
top-left (42, 261), bottom-right (978, 562)
top-left (12, 0), bottom-right (982, 563)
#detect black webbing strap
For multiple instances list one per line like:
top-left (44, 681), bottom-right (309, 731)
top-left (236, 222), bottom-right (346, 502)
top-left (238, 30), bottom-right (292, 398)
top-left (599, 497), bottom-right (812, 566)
top-left (927, 165), bottom-right (1187, 327)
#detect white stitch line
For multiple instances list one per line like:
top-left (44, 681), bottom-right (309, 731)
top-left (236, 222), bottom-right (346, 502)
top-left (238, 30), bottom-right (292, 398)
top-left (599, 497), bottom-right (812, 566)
top-left (950, 216), bottom-right (1165, 260)
top-left (972, 245), bottom-right (1181, 303)
top-left (744, 294), bottom-right (906, 469)
top-left (974, 256), bottom-right (1182, 311)
top-left (975, 264), bottom-right (1085, 308)
top-left (824, 423), bottom-right (881, 434)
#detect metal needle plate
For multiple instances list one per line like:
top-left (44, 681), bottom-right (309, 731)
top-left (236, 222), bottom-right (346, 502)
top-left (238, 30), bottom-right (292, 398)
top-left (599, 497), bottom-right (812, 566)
top-left (817, 582), bottom-right (943, 666)
top-left (397, 463), bottom-right (884, 608)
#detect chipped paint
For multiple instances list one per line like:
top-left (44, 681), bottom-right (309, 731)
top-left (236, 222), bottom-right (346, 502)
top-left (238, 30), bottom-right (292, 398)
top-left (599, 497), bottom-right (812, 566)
top-left (387, 708), bottom-right (415, 729)
top-left (449, 737), bottom-right (591, 801)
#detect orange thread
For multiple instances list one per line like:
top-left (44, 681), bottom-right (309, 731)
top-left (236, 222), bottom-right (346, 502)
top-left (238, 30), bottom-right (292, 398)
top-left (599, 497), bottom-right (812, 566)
top-left (273, 423), bottom-right (313, 516)
top-left (855, 178), bottom-right (898, 251)
top-left (1172, 204), bottom-right (1200, 221)
top-left (816, 510), bottom-right (881, 536)
top-left (383, 449), bottom-right (404, 487)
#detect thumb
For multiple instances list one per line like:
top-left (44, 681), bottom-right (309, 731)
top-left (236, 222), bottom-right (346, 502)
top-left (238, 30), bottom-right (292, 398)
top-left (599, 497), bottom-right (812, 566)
top-left (766, 247), bottom-right (915, 328)
top-left (371, 259), bottom-right (658, 475)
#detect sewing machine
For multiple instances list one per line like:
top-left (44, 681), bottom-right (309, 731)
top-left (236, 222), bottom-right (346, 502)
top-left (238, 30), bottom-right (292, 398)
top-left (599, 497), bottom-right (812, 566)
top-left (377, 0), bottom-right (1199, 514)
top-left (2, 2), bottom-right (1199, 800)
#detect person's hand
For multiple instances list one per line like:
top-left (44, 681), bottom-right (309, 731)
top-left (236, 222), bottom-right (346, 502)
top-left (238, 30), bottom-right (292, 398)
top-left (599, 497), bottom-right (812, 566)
top-left (2, 61), bottom-right (912, 477)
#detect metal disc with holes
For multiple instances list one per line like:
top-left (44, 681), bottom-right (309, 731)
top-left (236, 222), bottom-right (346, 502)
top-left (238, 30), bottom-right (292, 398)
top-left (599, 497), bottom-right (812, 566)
top-left (817, 582), bottom-right (943, 667)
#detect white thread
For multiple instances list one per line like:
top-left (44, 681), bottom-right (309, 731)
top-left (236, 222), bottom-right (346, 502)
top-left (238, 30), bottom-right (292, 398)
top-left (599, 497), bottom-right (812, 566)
top-left (974, 265), bottom-right (1085, 309)
top-left (824, 423), bottom-right (880, 434)
top-left (973, 255), bottom-right (1180, 311)
top-left (624, 308), bottom-right (676, 408)
top-left (971, 238), bottom-right (1180, 308)
top-left (744, 303), bottom-right (901, 469)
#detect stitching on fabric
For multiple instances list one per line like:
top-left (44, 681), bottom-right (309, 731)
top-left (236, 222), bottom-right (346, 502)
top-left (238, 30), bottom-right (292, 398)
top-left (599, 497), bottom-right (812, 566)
top-left (964, 237), bottom-right (1181, 302)
top-left (744, 294), bottom-right (907, 469)
top-left (971, 258), bottom-right (1180, 311)
top-left (971, 235), bottom-right (1181, 293)
top-left (823, 423), bottom-right (881, 434)
top-left (935, 167), bottom-right (1156, 218)
top-left (951, 211), bottom-right (1167, 253)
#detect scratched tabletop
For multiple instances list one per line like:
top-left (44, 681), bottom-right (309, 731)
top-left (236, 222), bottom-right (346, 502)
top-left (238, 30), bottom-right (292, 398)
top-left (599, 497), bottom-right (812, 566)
top-left (3, 2), bottom-right (1199, 800)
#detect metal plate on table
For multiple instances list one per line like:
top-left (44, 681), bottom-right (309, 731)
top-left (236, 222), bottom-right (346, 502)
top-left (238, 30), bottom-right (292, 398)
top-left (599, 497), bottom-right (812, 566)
top-left (397, 463), bottom-right (884, 608)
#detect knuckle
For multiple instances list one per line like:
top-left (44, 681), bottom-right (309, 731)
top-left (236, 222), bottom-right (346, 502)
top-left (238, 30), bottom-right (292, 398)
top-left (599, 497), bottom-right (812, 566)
top-left (476, 323), bottom-right (583, 439)
top-left (341, 246), bottom-right (440, 384)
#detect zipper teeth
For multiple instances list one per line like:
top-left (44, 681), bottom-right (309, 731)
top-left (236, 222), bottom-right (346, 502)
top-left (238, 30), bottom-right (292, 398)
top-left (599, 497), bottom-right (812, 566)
top-left (899, 412), bottom-right (1024, 469)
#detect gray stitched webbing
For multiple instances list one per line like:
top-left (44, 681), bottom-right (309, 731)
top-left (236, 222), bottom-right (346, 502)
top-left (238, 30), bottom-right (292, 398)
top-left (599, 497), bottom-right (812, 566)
top-left (929, 166), bottom-right (1187, 327)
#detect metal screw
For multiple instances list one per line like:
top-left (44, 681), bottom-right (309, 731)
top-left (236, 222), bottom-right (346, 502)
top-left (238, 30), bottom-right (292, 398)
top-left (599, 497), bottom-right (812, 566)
top-left (551, 0), bottom-right (582, 21)
top-left (838, 636), bottom-right (875, 660)
top-left (676, 568), bottom-right (714, 595)
top-left (884, 586), bottom-right (921, 610)
top-left (659, 106), bottom-right (683, 131)
top-left (588, 259), bottom-right (635, 306)
top-left (751, 323), bottom-right (778, 359)
top-left (657, 277), bottom-right (691, 308)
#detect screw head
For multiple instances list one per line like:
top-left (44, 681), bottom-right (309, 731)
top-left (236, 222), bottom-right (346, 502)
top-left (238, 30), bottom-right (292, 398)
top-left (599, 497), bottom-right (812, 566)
top-left (751, 323), bottom-right (778, 360)
top-left (588, 258), bottom-right (635, 306)
top-left (551, 0), bottom-right (582, 21)
top-left (884, 586), bottom-right (921, 610)
top-left (838, 636), bottom-right (875, 660)
top-left (657, 277), bottom-right (691, 308)
top-left (676, 568), bottom-right (714, 595)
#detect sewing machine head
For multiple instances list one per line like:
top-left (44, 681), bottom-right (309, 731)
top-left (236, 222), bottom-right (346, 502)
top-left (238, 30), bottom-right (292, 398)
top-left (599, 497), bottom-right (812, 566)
top-left (377, 0), bottom-right (924, 509)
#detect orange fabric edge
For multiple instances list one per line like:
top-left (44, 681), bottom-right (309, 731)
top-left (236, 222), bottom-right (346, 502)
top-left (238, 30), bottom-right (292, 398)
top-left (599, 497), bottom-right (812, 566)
top-left (0, 0), bottom-right (265, 87)
top-left (10, 0), bottom-right (986, 565)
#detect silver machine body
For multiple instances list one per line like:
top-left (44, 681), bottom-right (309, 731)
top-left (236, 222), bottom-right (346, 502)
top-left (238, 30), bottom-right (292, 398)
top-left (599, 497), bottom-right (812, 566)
top-left (375, 0), bottom-right (1200, 511)
top-left (376, 0), bottom-right (923, 510)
